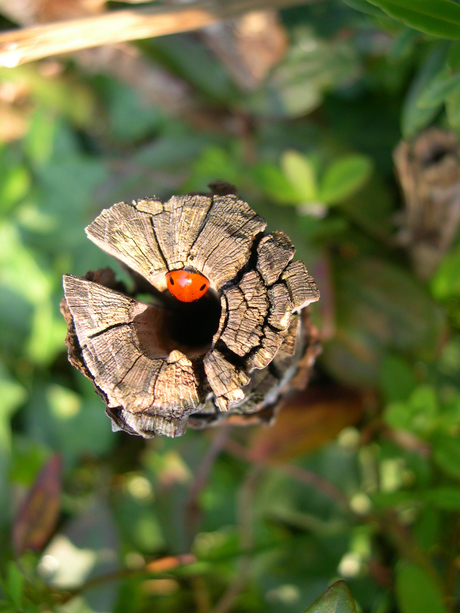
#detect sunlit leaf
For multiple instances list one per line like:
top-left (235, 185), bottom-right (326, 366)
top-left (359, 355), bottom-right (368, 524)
top-left (281, 150), bottom-right (318, 201)
top-left (431, 245), bottom-right (460, 300)
top-left (0, 166), bottom-right (30, 213)
top-left (302, 581), bottom-right (358, 613)
top-left (319, 154), bottom-right (373, 204)
top-left (252, 162), bottom-right (300, 205)
top-left (384, 385), bottom-right (438, 435)
top-left (24, 108), bottom-right (56, 166)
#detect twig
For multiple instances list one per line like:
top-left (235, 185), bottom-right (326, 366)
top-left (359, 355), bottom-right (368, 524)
top-left (209, 465), bottom-right (262, 613)
top-left (55, 553), bottom-right (196, 604)
top-left (224, 437), bottom-right (352, 512)
top-left (0, 0), bottom-right (319, 67)
top-left (185, 426), bottom-right (232, 548)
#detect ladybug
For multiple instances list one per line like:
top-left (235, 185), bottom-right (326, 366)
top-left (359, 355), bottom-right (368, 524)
top-left (166, 270), bottom-right (210, 302)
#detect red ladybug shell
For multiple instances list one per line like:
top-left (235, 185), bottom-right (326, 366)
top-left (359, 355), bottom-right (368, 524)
top-left (166, 270), bottom-right (210, 302)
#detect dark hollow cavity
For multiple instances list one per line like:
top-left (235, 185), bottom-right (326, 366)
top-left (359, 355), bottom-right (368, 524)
top-left (166, 291), bottom-right (221, 348)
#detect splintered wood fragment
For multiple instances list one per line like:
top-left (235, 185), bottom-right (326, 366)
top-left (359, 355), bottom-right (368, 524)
top-left (203, 350), bottom-right (251, 411)
top-left (86, 201), bottom-right (167, 286)
top-left (150, 195), bottom-right (212, 272)
top-left (267, 283), bottom-right (292, 331)
top-left (282, 261), bottom-right (320, 310)
top-left (62, 186), bottom-right (320, 438)
top-left (394, 128), bottom-right (460, 279)
top-left (86, 194), bottom-right (266, 291)
top-left (278, 313), bottom-right (301, 357)
top-left (189, 195), bottom-right (266, 287)
top-left (257, 231), bottom-right (295, 286)
top-left (246, 325), bottom-right (284, 371)
top-left (63, 275), bottom-right (205, 438)
top-left (220, 270), bottom-right (268, 356)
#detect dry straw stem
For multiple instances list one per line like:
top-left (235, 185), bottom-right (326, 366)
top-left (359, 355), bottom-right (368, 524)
top-left (0, 0), bottom-right (315, 67)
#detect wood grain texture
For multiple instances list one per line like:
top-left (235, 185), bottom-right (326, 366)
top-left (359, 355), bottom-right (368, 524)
top-left (188, 194), bottom-right (266, 287)
top-left (256, 231), bottom-right (295, 286)
top-left (63, 275), bottom-right (206, 437)
top-left (282, 260), bottom-right (320, 310)
top-left (63, 188), bottom-right (320, 438)
top-left (220, 270), bottom-right (268, 357)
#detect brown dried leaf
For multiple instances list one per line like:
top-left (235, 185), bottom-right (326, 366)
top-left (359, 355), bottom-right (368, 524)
top-left (13, 454), bottom-right (61, 556)
top-left (202, 10), bottom-right (288, 91)
top-left (248, 387), bottom-right (363, 462)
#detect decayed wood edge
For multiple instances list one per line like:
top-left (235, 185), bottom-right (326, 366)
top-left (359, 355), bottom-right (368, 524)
top-left (393, 128), bottom-right (460, 280)
top-left (189, 308), bottom-right (322, 428)
top-left (0, 0), bottom-right (318, 67)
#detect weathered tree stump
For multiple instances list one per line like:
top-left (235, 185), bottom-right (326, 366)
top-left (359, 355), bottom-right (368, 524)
top-left (61, 183), bottom-right (320, 438)
top-left (394, 128), bottom-right (460, 279)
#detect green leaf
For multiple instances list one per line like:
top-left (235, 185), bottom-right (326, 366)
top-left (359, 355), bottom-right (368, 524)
top-left (422, 487), bottom-right (460, 510)
top-left (402, 44), bottom-right (449, 138)
top-left (281, 150), bottom-right (318, 201)
top-left (445, 83), bottom-right (460, 129)
top-left (0, 65), bottom-right (95, 127)
top-left (384, 385), bottom-right (438, 435)
top-left (431, 246), bottom-right (460, 299)
top-left (416, 71), bottom-right (460, 108)
top-left (0, 166), bottom-right (30, 214)
top-left (246, 30), bottom-right (359, 118)
top-left (318, 154), bottom-right (373, 204)
top-left (395, 563), bottom-right (447, 613)
top-left (322, 258), bottom-right (447, 387)
top-left (251, 163), bottom-right (300, 205)
top-left (432, 433), bottom-right (460, 478)
top-left (447, 40), bottom-right (460, 71)
top-left (6, 563), bottom-right (24, 610)
top-left (302, 581), bottom-right (358, 613)
top-left (389, 27), bottom-right (420, 62)
top-left (0, 374), bottom-right (27, 452)
top-left (379, 355), bottom-right (416, 403)
top-left (341, 0), bottom-right (388, 17)
top-left (364, 0), bottom-right (460, 39)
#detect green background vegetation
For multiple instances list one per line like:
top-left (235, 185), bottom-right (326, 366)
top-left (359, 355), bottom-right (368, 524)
top-left (2, 0), bottom-right (460, 611)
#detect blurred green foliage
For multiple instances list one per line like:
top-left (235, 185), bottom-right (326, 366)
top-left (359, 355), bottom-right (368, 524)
top-left (1, 0), bottom-right (460, 611)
